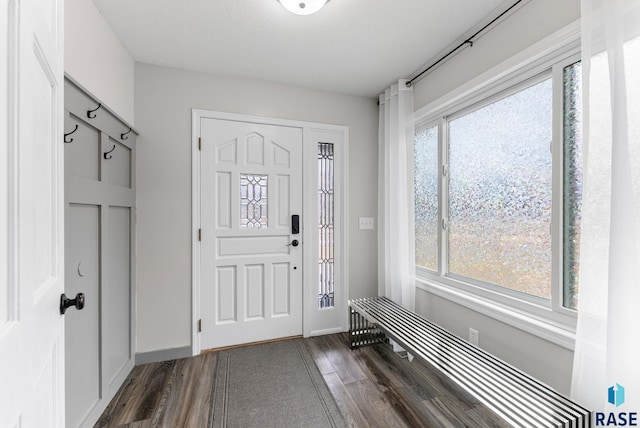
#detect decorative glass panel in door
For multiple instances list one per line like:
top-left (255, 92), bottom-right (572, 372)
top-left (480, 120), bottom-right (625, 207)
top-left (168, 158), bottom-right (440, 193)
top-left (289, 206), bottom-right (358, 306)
top-left (240, 174), bottom-right (268, 228)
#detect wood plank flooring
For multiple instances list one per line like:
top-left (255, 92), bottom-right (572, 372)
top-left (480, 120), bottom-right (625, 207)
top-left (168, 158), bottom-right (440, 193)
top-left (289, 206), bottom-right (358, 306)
top-left (95, 333), bottom-right (508, 427)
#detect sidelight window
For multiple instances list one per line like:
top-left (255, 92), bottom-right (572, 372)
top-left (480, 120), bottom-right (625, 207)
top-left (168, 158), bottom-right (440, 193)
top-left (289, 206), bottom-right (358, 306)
top-left (318, 143), bottom-right (335, 308)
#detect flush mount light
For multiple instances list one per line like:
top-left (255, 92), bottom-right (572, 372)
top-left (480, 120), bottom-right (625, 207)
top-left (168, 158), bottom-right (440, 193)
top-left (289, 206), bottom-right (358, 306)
top-left (278, 0), bottom-right (329, 15)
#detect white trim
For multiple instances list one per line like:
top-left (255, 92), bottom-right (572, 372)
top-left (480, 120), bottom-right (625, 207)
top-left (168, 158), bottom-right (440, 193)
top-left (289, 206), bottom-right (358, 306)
top-left (308, 327), bottom-right (344, 337)
top-left (303, 127), bottom-right (350, 336)
top-left (445, 69), bottom-right (552, 122)
top-left (191, 111), bottom-right (201, 355)
top-left (341, 128), bottom-right (350, 333)
top-left (191, 109), bottom-right (349, 355)
top-left (415, 278), bottom-right (576, 350)
top-left (413, 20), bottom-right (582, 348)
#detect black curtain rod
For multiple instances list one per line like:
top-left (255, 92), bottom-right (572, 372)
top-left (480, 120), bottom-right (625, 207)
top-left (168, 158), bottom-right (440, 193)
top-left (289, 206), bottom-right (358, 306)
top-left (406, 0), bottom-right (524, 87)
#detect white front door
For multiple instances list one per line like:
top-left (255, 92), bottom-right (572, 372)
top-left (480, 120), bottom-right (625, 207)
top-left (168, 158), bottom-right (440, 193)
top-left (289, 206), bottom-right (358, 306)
top-left (0, 0), bottom-right (65, 426)
top-left (199, 118), bottom-right (303, 349)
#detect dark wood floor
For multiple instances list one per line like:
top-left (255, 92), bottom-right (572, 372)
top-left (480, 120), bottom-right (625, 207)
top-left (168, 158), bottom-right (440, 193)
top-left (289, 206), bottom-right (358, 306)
top-left (95, 333), bottom-right (508, 427)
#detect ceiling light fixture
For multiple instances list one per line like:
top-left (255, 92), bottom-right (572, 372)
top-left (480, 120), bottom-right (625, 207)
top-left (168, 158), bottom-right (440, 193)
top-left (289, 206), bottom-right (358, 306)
top-left (278, 0), bottom-right (329, 16)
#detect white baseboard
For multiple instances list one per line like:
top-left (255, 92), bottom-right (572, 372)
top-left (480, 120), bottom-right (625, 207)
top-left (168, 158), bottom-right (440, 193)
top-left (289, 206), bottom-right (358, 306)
top-left (307, 327), bottom-right (346, 337)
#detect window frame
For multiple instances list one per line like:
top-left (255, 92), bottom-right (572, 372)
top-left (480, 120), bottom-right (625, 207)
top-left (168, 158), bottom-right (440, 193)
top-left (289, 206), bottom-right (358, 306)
top-left (412, 21), bottom-right (581, 349)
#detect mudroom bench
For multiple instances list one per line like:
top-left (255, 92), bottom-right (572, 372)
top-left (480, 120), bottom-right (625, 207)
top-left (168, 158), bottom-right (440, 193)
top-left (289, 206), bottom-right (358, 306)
top-left (349, 296), bottom-right (591, 428)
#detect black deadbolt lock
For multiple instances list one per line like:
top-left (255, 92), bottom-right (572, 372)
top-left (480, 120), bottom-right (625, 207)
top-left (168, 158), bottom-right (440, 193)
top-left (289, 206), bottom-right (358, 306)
top-left (292, 215), bottom-right (300, 234)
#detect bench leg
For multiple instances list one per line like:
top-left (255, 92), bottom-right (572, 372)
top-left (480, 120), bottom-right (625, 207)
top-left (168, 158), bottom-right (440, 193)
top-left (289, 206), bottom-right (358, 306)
top-left (349, 307), bottom-right (387, 349)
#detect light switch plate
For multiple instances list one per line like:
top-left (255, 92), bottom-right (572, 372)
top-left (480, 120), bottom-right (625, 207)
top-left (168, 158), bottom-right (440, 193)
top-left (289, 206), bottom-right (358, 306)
top-left (359, 217), bottom-right (374, 230)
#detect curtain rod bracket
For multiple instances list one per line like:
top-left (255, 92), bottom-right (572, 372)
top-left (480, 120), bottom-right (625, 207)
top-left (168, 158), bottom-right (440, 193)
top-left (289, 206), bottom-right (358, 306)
top-left (406, 0), bottom-right (522, 87)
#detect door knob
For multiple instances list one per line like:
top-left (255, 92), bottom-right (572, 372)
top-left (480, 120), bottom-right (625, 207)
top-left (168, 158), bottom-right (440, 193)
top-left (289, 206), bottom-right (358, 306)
top-left (287, 239), bottom-right (299, 247)
top-left (60, 292), bottom-right (85, 315)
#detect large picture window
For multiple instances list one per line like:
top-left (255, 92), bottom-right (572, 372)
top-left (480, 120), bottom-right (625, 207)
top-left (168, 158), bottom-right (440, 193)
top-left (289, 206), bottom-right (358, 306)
top-left (413, 54), bottom-right (582, 322)
top-left (448, 77), bottom-right (553, 299)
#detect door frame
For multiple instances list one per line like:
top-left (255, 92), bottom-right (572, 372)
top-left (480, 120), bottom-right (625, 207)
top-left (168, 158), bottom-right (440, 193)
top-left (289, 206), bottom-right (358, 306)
top-left (191, 110), bottom-right (349, 355)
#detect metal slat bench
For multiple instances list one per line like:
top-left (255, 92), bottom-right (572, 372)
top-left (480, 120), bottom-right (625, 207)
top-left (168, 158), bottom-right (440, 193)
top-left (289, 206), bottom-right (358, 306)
top-left (349, 296), bottom-right (591, 428)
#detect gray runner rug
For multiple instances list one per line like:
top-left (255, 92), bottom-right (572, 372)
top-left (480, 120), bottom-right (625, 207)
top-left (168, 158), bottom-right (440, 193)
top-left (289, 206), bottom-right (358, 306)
top-left (209, 338), bottom-right (346, 428)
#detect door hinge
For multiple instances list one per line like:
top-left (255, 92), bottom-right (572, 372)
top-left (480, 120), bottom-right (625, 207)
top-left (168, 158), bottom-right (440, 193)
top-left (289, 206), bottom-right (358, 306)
top-left (198, 319), bottom-right (202, 332)
top-left (198, 229), bottom-right (202, 241)
top-left (198, 137), bottom-right (202, 151)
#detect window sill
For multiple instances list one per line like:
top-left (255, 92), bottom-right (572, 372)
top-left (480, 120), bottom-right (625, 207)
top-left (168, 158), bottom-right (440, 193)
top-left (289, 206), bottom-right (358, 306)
top-left (414, 276), bottom-right (576, 351)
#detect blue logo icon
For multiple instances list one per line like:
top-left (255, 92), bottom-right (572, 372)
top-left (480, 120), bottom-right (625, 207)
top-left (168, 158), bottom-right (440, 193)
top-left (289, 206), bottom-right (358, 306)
top-left (596, 384), bottom-right (637, 426)
top-left (608, 384), bottom-right (626, 407)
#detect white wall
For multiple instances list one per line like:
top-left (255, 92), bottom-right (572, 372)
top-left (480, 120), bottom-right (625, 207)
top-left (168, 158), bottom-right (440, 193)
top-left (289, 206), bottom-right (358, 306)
top-left (413, 0), bottom-right (580, 108)
top-left (65, 0), bottom-right (134, 124)
top-left (411, 0), bottom-right (580, 394)
top-left (416, 292), bottom-right (575, 393)
top-left (134, 63), bottom-right (379, 353)
top-left (67, 0), bottom-right (581, 389)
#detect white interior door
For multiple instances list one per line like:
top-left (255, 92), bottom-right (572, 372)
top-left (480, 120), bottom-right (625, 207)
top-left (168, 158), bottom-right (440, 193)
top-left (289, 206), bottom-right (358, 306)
top-left (200, 118), bottom-right (303, 349)
top-left (0, 0), bottom-right (65, 426)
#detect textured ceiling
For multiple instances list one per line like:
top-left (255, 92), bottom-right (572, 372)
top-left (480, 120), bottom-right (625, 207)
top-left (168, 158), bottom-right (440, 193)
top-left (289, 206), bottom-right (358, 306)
top-left (93, 0), bottom-right (511, 97)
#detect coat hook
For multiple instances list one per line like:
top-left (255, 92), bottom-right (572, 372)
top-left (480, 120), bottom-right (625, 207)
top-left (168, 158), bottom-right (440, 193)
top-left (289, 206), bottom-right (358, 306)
top-left (121, 127), bottom-right (132, 140)
top-left (64, 124), bottom-right (79, 143)
top-left (104, 144), bottom-right (116, 160)
top-left (87, 103), bottom-right (102, 119)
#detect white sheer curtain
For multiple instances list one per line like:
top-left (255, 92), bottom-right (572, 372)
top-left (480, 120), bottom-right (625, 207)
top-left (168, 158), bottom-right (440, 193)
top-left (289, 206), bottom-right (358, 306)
top-left (571, 0), bottom-right (640, 412)
top-left (378, 79), bottom-right (415, 310)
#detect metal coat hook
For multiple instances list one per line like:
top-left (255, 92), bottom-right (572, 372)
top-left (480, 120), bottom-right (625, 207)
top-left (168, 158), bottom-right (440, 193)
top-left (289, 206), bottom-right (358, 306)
top-left (121, 128), bottom-right (132, 140)
top-left (103, 144), bottom-right (116, 160)
top-left (87, 103), bottom-right (102, 119)
top-left (64, 124), bottom-right (79, 143)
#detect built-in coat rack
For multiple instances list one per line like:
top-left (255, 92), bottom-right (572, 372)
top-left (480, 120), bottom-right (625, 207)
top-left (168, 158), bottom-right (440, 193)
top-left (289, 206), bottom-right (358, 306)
top-left (87, 103), bottom-right (102, 119)
top-left (64, 124), bottom-right (78, 143)
top-left (103, 144), bottom-right (116, 160)
top-left (63, 76), bottom-right (136, 425)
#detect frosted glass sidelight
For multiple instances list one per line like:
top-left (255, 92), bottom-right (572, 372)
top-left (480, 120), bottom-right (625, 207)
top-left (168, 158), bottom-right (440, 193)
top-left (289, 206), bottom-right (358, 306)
top-left (414, 125), bottom-right (439, 271)
top-left (318, 143), bottom-right (334, 308)
top-left (240, 174), bottom-right (268, 228)
top-left (562, 62), bottom-right (582, 310)
top-left (448, 79), bottom-right (553, 299)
